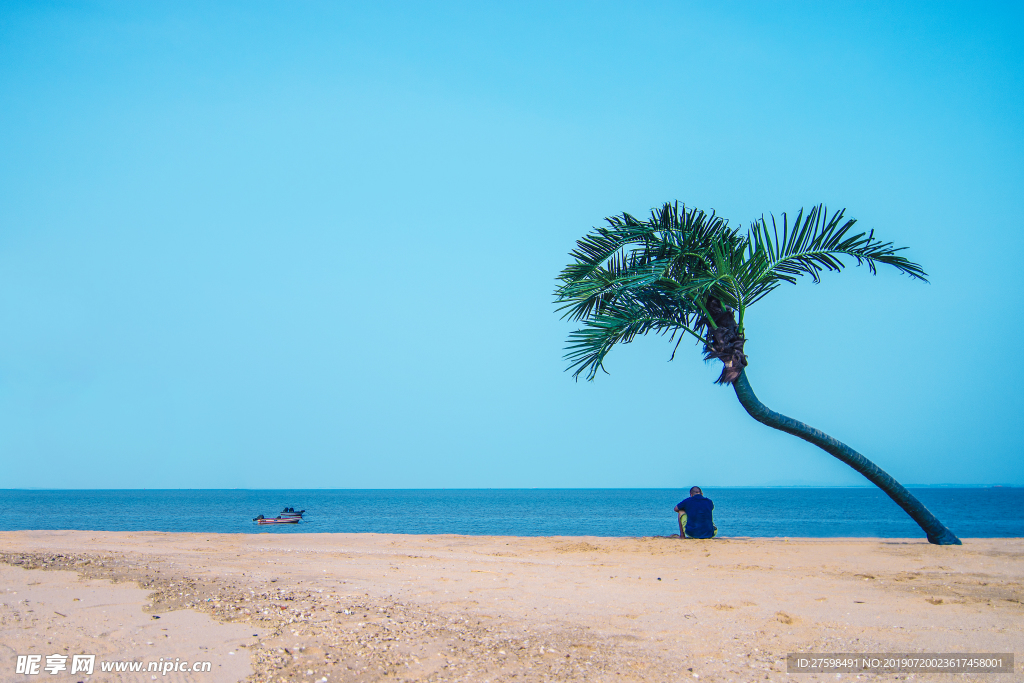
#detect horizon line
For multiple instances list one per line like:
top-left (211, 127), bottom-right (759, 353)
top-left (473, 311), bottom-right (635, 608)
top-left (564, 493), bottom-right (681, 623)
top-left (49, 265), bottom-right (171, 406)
top-left (1, 484), bottom-right (1019, 492)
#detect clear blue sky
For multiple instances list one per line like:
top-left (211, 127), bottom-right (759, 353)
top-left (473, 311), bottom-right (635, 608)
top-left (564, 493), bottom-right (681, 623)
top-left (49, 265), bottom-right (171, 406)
top-left (1, 1), bottom-right (1021, 488)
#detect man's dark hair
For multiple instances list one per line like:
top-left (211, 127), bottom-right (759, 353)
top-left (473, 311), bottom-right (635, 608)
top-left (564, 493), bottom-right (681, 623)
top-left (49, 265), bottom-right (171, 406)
top-left (690, 486), bottom-right (702, 496)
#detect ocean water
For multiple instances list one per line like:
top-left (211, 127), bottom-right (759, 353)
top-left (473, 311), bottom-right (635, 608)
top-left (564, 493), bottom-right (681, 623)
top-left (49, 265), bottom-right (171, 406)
top-left (0, 488), bottom-right (1020, 538)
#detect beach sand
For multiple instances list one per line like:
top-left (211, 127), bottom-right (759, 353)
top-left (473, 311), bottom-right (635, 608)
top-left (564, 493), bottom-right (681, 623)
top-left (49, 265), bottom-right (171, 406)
top-left (1, 532), bottom-right (1021, 682)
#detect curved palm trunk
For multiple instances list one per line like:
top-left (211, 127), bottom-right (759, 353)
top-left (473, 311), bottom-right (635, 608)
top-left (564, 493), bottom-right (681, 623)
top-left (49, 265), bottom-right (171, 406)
top-left (733, 370), bottom-right (961, 545)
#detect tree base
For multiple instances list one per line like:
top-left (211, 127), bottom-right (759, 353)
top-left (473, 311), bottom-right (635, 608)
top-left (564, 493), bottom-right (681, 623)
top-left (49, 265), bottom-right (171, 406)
top-left (927, 529), bottom-right (963, 545)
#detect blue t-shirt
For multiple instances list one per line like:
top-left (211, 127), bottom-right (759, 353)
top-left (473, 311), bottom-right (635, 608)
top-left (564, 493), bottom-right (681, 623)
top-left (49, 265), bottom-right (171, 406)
top-left (677, 494), bottom-right (715, 538)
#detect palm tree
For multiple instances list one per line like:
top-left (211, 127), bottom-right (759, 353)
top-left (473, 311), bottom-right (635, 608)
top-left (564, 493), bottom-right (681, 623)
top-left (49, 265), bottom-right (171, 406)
top-left (555, 202), bottom-right (961, 545)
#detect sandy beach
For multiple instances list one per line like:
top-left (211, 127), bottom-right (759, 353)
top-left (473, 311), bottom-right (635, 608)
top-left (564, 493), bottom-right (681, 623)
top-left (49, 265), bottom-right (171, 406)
top-left (1, 532), bottom-right (1021, 682)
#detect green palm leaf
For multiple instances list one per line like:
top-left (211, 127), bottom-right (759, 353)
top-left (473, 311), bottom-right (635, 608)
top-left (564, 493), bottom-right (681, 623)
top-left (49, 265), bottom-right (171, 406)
top-left (741, 205), bottom-right (928, 305)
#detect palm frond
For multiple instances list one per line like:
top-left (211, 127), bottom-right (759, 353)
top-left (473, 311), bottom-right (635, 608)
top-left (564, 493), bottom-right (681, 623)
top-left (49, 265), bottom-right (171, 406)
top-left (741, 205), bottom-right (927, 303)
top-left (563, 301), bottom-right (696, 380)
top-left (555, 256), bottom-right (676, 322)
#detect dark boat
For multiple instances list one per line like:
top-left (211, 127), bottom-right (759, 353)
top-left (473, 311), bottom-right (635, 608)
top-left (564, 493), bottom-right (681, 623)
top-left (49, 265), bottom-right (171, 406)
top-left (279, 507), bottom-right (305, 518)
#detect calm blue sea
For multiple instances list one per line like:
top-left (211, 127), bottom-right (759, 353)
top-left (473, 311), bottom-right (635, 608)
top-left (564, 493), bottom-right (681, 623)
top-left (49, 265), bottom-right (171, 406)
top-left (0, 488), bottom-right (1020, 538)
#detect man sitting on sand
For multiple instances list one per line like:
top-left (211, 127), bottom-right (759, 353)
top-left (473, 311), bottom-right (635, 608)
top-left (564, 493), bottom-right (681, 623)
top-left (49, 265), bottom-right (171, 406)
top-left (674, 486), bottom-right (718, 539)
